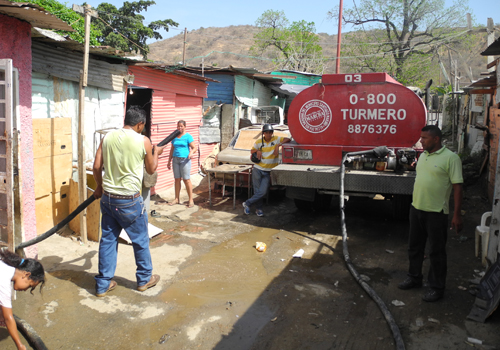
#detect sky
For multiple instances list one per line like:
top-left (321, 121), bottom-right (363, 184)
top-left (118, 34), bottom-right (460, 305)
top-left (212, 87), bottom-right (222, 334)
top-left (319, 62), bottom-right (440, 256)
top-left (83, 0), bottom-right (498, 43)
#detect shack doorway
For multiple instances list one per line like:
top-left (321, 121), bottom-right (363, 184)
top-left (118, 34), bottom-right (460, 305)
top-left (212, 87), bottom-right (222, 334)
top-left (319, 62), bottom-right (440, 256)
top-left (126, 87), bottom-right (152, 139)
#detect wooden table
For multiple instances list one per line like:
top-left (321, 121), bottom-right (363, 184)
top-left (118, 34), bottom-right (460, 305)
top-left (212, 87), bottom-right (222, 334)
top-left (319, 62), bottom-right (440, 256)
top-left (205, 164), bottom-right (253, 209)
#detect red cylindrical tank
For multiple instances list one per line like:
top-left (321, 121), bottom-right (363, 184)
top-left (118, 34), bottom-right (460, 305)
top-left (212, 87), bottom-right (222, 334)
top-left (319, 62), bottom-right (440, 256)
top-left (288, 73), bottom-right (427, 147)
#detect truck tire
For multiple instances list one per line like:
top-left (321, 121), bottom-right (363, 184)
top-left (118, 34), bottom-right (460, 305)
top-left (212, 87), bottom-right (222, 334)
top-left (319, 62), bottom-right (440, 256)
top-left (294, 193), bottom-right (332, 212)
top-left (392, 194), bottom-right (412, 220)
top-left (313, 193), bottom-right (332, 212)
top-left (294, 198), bottom-right (312, 211)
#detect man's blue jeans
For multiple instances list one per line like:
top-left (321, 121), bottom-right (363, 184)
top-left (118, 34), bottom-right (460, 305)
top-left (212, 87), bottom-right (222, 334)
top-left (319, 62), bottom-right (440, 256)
top-left (95, 193), bottom-right (152, 294)
top-left (246, 168), bottom-right (270, 210)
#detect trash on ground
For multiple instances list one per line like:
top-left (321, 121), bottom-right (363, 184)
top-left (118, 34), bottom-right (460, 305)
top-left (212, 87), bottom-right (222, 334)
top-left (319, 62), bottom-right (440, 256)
top-left (271, 317), bottom-right (277, 322)
top-left (256, 242), bottom-right (267, 252)
top-left (334, 281), bottom-right (339, 287)
top-left (391, 300), bottom-right (405, 307)
top-left (458, 286), bottom-right (467, 290)
top-left (360, 274), bottom-right (370, 282)
top-left (458, 236), bottom-right (468, 242)
top-left (415, 318), bottom-right (424, 327)
top-left (385, 249), bottom-right (394, 254)
top-left (466, 337), bottom-right (483, 345)
top-left (428, 318), bottom-right (440, 324)
top-left (159, 334), bottom-right (170, 344)
top-left (293, 249), bottom-right (305, 258)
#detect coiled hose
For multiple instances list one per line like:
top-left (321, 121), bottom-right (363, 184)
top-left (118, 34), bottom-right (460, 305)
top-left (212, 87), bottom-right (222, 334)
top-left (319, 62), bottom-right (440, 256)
top-left (340, 151), bottom-right (405, 350)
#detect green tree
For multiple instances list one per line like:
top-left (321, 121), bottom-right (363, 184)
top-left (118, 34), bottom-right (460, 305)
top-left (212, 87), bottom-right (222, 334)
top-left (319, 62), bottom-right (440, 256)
top-left (329, 0), bottom-right (473, 85)
top-left (8, 0), bottom-right (101, 45)
top-left (251, 10), bottom-right (326, 73)
top-left (93, 1), bottom-right (178, 58)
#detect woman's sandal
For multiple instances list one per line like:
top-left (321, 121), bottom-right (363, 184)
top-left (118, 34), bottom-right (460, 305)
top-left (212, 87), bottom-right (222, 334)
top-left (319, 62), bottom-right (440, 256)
top-left (187, 203), bottom-right (195, 208)
top-left (169, 201), bottom-right (179, 206)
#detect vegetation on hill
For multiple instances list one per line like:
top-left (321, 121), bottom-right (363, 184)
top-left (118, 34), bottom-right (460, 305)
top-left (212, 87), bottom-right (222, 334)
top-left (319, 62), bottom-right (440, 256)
top-left (250, 10), bottom-right (326, 74)
top-left (149, 24), bottom-right (492, 89)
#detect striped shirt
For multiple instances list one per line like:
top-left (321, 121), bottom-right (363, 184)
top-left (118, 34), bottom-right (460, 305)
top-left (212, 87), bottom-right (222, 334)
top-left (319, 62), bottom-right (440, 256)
top-left (252, 135), bottom-right (285, 171)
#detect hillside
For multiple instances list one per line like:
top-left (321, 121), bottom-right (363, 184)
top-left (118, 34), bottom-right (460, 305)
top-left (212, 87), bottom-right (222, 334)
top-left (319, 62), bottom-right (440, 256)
top-left (149, 25), bottom-right (492, 88)
top-left (148, 25), bottom-right (340, 73)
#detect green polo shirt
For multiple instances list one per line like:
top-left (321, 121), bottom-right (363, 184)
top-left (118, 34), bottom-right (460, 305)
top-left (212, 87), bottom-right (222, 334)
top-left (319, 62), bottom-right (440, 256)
top-left (412, 146), bottom-right (463, 214)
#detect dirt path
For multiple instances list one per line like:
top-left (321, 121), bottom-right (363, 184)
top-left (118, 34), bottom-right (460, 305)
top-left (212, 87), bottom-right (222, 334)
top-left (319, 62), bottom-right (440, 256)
top-left (1, 176), bottom-right (499, 349)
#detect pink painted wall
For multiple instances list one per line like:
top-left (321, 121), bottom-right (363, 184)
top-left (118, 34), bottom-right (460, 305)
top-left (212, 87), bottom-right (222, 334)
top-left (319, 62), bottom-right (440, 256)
top-left (0, 15), bottom-right (37, 257)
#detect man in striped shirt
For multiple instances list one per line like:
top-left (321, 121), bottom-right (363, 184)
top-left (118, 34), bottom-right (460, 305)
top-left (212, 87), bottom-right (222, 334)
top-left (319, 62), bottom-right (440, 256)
top-left (243, 124), bottom-right (291, 217)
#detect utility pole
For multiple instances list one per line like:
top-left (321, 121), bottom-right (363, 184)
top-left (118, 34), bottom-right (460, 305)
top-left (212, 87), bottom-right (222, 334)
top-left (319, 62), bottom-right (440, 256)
top-left (487, 18), bottom-right (495, 72)
top-left (182, 27), bottom-right (187, 66)
top-left (335, 0), bottom-right (344, 74)
top-left (73, 4), bottom-right (98, 244)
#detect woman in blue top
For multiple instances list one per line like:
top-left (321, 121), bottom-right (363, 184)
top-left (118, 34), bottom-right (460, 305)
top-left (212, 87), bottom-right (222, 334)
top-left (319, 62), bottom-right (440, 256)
top-left (167, 120), bottom-right (196, 207)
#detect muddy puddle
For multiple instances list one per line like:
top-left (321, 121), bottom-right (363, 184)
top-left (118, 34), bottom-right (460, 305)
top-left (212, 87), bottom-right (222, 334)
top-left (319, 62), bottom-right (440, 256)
top-left (151, 226), bottom-right (297, 344)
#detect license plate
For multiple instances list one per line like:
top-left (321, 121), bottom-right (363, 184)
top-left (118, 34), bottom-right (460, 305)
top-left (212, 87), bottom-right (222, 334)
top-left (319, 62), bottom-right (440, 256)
top-left (295, 149), bottom-right (312, 160)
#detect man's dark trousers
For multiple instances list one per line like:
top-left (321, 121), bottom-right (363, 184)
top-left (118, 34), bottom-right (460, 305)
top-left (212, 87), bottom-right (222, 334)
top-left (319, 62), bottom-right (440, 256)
top-left (407, 206), bottom-right (448, 291)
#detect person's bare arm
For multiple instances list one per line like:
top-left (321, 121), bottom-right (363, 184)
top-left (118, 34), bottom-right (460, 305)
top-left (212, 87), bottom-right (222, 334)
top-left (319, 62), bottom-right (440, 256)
top-left (144, 137), bottom-right (165, 175)
top-left (93, 140), bottom-right (104, 199)
top-left (187, 141), bottom-right (196, 160)
top-left (273, 137), bottom-right (292, 155)
top-left (2, 306), bottom-right (26, 350)
top-left (167, 145), bottom-right (174, 170)
top-left (450, 183), bottom-right (463, 233)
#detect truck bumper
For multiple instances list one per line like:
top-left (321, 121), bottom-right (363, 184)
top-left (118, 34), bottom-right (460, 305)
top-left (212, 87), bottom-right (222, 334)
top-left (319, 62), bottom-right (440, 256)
top-left (271, 164), bottom-right (415, 195)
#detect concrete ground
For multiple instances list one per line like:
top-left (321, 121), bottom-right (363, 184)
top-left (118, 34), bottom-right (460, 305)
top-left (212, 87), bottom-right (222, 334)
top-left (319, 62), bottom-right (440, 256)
top-left (1, 174), bottom-right (499, 350)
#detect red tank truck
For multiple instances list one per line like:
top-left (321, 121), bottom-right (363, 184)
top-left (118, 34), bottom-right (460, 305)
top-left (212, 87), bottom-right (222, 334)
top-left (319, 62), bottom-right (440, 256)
top-left (270, 73), bottom-right (427, 218)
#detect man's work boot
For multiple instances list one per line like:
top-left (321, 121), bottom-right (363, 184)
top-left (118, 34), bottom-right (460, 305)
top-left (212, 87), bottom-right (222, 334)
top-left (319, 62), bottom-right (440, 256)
top-left (137, 274), bottom-right (160, 292)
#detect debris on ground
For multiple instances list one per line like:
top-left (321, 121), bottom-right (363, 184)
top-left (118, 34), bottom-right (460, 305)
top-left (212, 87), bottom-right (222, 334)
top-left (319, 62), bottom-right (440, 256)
top-left (256, 242), bottom-right (267, 252)
top-left (293, 249), bottom-right (305, 258)
top-left (391, 300), bottom-right (405, 307)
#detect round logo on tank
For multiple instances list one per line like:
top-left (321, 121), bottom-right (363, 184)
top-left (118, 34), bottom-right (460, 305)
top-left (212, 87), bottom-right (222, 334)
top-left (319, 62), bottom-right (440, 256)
top-left (299, 100), bottom-right (332, 133)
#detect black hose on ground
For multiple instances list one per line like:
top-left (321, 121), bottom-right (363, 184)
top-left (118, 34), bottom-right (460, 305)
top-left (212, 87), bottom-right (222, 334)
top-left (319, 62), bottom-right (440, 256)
top-left (340, 152), bottom-right (405, 350)
top-left (15, 195), bottom-right (97, 251)
top-left (14, 315), bottom-right (48, 350)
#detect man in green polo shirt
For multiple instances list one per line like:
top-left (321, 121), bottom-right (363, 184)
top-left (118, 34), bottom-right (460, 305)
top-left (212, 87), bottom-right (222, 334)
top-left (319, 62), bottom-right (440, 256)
top-left (398, 125), bottom-right (463, 302)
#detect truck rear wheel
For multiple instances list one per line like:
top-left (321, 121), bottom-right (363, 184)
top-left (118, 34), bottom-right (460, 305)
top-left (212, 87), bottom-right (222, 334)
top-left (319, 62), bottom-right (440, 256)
top-left (294, 198), bottom-right (312, 211)
top-left (294, 193), bottom-right (332, 212)
top-left (392, 194), bottom-right (412, 220)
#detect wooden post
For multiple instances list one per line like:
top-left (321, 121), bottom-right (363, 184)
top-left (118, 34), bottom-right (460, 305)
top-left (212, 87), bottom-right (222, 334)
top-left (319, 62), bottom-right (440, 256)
top-left (77, 4), bottom-right (92, 244)
top-left (182, 27), bottom-right (187, 66)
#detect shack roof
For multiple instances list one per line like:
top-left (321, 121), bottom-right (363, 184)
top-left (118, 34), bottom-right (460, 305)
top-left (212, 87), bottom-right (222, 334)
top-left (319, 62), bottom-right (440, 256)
top-left (0, 0), bottom-right (74, 32)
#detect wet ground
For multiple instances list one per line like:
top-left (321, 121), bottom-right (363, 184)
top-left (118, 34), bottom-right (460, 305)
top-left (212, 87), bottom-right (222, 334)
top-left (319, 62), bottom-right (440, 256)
top-left (1, 175), bottom-right (499, 350)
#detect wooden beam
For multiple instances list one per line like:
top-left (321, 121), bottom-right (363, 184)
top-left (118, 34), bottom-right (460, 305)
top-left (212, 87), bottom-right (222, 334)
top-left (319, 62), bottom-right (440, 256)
top-left (487, 58), bottom-right (499, 69)
top-left (469, 89), bottom-right (495, 94)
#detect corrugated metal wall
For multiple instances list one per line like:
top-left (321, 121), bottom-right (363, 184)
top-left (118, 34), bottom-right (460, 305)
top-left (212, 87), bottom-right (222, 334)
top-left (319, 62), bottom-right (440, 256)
top-left (253, 79), bottom-right (272, 106)
top-left (129, 66), bottom-right (207, 97)
top-left (134, 67), bottom-right (214, 194)
top-left (151, 90), bottom-right (176, 193)
top-left (271, 71), bottom-right (321, 85)
top-left (32, 42), bottom-right (127, 91)
top-left (205, 74), bottom-right (234, 104)
top-left (235, 75), bottom-right (255, 106)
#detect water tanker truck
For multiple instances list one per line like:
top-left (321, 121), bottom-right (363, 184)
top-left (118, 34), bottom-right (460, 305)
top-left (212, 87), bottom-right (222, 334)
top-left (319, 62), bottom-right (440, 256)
top-left (270, 73), bottom-right (427, 218)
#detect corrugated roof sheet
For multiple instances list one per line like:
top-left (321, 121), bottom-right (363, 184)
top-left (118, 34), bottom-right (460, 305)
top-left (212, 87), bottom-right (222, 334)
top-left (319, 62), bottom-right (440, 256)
top-left (481, 37), bottom-right (500, 56)
top-left (0, 0), bottom-right (74, 32)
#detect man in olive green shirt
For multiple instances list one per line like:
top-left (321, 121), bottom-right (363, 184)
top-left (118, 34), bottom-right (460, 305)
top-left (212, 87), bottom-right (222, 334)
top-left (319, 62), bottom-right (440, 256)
top-left (398, 125), bottom-right (463, 302)
top-left (93, 106), bottom-right (165, 297)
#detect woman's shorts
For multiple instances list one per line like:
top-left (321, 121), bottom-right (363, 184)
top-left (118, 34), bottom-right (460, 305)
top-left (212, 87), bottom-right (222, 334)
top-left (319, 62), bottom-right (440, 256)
top-left (172, 157), bottom-right (191, 180)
